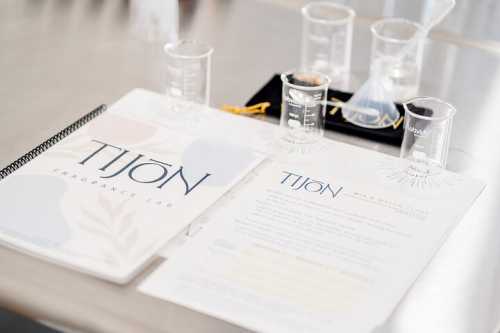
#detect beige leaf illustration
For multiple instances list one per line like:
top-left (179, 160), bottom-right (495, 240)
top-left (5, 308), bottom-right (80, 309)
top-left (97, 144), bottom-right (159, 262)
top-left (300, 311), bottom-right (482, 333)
top-left (77, 219), bottom-right (110, 239)
top-left (112, 197), bottom-right (130, 218)
top-left (80, 207), bottom-right (107, 228)
top-left (124, 229), bottom-right (139, 250)
top-left (98, 195), bottom-right (114, 220)
top-left (101, 250), bottom-right (120, 267)
top-left (118, 212), bottom-right (136, 236)
top-left (113, 230), bottom-right (137, 256)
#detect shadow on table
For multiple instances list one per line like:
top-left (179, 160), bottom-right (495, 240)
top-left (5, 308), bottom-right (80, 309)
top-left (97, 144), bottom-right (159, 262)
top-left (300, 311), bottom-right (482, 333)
top-left (0, 307), bottom-right (60, 333)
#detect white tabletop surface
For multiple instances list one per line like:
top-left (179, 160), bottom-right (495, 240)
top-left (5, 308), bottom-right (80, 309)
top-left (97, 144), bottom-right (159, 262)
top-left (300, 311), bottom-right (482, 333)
top-left (1, 1), bottom-right (500, 332)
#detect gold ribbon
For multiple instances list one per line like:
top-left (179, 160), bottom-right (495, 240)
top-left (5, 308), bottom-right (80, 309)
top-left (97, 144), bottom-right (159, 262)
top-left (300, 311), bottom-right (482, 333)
top-left (221, 102), bottom-right (271, 115)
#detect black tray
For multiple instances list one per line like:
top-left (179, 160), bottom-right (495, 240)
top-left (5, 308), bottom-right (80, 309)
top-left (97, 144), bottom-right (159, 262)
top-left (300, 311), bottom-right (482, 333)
top-left (245, 74), bottom-right (405, 146)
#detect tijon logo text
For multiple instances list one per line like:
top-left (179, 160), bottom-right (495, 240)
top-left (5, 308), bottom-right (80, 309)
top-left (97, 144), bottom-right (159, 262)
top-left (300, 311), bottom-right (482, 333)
top-left (78, 140), bottom-right (211, 196)
top-left (280, 171), bottom-right (343, 199)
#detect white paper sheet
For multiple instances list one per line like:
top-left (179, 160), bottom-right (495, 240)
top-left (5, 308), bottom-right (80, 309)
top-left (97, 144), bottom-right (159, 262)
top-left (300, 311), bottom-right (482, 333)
top-left (139, 138), bottom-right (484, 332)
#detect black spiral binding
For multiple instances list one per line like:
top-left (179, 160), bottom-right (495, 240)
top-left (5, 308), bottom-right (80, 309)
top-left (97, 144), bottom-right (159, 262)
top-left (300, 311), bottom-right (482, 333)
top-left (0, 104), bottom-right (107, 180)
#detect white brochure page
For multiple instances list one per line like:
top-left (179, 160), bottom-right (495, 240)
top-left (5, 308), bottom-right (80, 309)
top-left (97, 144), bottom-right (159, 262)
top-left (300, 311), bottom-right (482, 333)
top-left (139, 140), bottom-right (485, 333)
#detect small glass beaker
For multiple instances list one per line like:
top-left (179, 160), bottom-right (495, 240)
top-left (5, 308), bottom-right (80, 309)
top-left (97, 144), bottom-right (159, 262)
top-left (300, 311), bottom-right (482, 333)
top-left (164, 40), bottom-right (213, 105)
top-left (280, 70), bottom-right (330, 146)
top-left (400, 97), bottom-right (456, 173)
top-left (301, 2), bottom-right (355, 90)
top-left (370, 18), bottom-right (424, 101)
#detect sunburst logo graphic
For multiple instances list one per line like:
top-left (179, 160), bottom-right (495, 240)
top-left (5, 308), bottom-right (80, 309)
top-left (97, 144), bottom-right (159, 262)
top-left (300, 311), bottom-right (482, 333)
top-left (378, 159), bottom-right (460, 191)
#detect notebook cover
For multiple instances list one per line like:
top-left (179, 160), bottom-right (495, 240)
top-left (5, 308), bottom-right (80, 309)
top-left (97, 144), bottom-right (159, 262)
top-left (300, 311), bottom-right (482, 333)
top-left (0, 89), bottom-right (265, 284)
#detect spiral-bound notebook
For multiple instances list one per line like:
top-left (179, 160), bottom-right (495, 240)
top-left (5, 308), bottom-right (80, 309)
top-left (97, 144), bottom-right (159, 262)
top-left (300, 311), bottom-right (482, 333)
top-left (0, 89), bottom-right (265, 283)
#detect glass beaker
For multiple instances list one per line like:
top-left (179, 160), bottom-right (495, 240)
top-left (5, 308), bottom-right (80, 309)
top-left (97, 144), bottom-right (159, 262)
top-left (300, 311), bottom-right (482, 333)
top-left (400, 97), bottom-right (456, 173)
top-left (164, 40), bottom-right (213, 105)
top-left (301, 2), bottom-right (355, 90)
top-left (370, 18), bottom-right (424, 101)
top-left (280, 70), bottom-right (330, 145)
